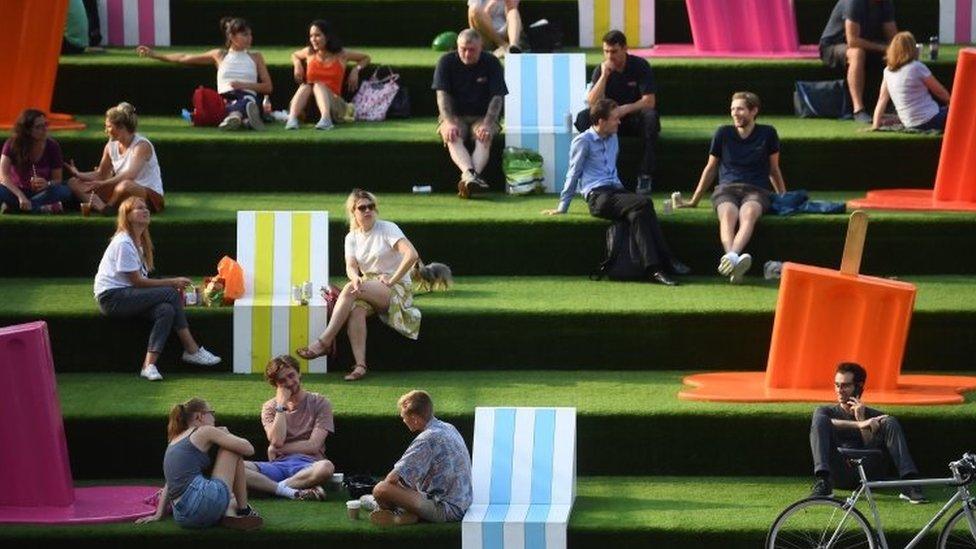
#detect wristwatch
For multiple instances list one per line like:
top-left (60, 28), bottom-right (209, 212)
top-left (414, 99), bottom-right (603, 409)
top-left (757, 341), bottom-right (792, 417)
top-left (274, 404), bottom-right (287, 413)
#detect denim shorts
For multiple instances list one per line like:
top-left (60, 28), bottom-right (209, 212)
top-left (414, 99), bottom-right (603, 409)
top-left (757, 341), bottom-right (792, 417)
top-left (254, 454), bottom-right (316, 482)
top-left (172, 475), bottom-right (230, 528)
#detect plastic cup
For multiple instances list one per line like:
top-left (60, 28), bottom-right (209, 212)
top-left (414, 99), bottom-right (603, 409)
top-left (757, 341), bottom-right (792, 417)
top-left (346, 500), bottom-right (361, 520)
top-left (80, 202), bottom-right (91, 217)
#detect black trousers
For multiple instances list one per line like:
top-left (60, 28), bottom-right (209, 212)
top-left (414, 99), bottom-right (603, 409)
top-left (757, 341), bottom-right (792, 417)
top-left (587, 187), bottom-right (672, 271)
top-left (810, 407), bottom-right (919, 488)
top-left (575, 108), bottom-right (660, 177)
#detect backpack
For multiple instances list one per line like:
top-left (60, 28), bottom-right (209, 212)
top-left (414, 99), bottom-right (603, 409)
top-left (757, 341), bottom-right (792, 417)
top-left (592, 220), bottom-right (645, 281)
top-left (191, 86), bottom-right (226, 127)
top-left (793, 80), bottom-right (852, 119)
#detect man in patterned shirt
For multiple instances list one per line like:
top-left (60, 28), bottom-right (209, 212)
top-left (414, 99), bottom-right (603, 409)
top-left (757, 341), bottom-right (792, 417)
top-left (368, 390), bottom-right (472, 525)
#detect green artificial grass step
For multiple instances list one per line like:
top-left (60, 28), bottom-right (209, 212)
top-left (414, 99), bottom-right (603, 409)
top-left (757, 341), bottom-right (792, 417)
top-left (47, 115), bottom-right (944, 193)
top-left (47, 371), bottom-right (976, 478)
top-left (0, 476), bottom-right (960, 548)
top-left (4, 276), bottom-right (976, 373)
top-left (2, 192), bottom-right (975, 278)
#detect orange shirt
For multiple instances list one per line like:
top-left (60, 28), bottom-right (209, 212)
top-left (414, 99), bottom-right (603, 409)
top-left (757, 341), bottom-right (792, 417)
top-left (306, 54), bottom-right (345, 96)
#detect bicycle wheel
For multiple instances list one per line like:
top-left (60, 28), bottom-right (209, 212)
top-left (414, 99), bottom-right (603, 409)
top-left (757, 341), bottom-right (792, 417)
top-left (766, 497), bottom-right (876, 549)
top-left (938, 506), bottom-right (976, 548)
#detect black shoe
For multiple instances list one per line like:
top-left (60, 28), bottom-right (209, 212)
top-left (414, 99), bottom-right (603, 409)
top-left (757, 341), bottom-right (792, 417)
top-left (899, 486), bottom-right (928, 504)
top-left (669, 258), bottom-right (691, 276)
top-left (470, 171), bottom-right (490, 191)
top-left (636, 174), bottom-right (653, 195)
top-left (810, 477), bottom-right (834, 498)
top-left (649, 271), bottom-right (677, 286)
top-left (508, 45), bottom-right (522, 54)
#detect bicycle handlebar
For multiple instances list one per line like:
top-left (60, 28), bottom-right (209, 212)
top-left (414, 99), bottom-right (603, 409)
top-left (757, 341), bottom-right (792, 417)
top-left (948, 453), bottom-right (976, 486)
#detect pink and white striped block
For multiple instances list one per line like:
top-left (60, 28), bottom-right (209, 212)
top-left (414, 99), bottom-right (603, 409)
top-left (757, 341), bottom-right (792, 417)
top-left (97, 0), bottom-right (170, 46)
top-left (940, 0), bottom-right (976, 44)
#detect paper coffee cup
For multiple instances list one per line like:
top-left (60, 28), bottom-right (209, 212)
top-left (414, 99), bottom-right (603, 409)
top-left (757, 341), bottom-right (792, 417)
top-left (346, 500), bottom-right (361, 520)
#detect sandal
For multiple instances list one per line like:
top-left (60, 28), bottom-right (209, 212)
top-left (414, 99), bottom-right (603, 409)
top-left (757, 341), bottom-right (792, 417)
top-left (296, 338), bottom-right (334, 360)
top-left (344, 364), bottom-right (367, 381)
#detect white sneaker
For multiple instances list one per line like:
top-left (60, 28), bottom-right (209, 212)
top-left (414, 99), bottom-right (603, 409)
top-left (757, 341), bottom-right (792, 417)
top-left (182, 346), bottom-right (221, 366)
top-left (140, 364), bottom-right (163, 381)
top-left (245, 101), bottom-right (265, 131)
top-left (314, 118), bottom-right (334, 131)
top-left (730, 253), bottom-right (752, 284)
top-left (219, 113), bottom-right (243, 131)
top-left (359, 494), bottom-right (378, 512)
top-left (284, 117), bottom-right (299, 130)
top-left (718, 252), bottom-right (739, 276)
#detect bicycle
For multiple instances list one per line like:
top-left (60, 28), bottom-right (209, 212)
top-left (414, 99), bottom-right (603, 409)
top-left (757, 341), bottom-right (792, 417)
top-left (766, 449), bottom-right (976, 548)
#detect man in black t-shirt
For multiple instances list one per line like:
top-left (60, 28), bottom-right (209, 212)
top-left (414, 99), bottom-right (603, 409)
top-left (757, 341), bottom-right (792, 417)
top-left (819, 0), bottom-right (898, 122)
top-left (678, 92), bottom-right (787, 284)
top-left (574, 30), bottom-right (659, 194)
top-left (431, 28), bottom-right (508, 198)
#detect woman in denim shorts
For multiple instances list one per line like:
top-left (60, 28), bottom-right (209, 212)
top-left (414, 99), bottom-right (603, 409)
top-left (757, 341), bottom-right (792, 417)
top-left (136, 398), bottom-right (263, 530)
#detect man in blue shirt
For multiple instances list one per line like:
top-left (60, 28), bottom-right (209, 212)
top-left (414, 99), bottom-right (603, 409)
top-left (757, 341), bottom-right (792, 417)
top-left (544, 99), bottom-right (687, 286)
top-left (679, 92), bottom-right (787, 284)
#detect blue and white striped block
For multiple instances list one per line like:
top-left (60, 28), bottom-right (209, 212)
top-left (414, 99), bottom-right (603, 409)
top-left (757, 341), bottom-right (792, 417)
top-left (462, 407), bottom-right (576, 549)
top-left (505, 54), bottom-right (587, 194)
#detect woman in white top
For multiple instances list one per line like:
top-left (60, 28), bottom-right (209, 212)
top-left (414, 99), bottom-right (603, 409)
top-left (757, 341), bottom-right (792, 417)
top-left (94, 197), bottom-right (221, 381)
top-left (137, 17), bottom-right (273, 131)
top-left (297, 189), bottom-right (420, 381)
top-left (66, 102), bottom-right (166, 213)
top-left (872, 32), bottom-right (951, 131)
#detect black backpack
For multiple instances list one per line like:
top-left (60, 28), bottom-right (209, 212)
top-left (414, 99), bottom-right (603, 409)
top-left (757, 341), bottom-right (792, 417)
top-left (592, 220), bottom-right (645, 281)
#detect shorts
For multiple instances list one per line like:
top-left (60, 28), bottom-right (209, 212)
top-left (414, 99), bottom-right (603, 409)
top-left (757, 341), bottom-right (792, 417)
top-left (711, 183), bottom-right (771, 213)
top-left (414, 493), bottom-right (452, 523)
top-left (820, 42), bottom-right (883, 70)
top-left (437, 115), bottom-right (500, 143)
top-left (254, 454), bottom-right (316, 482)
top-left (172, 475), bottom-right (230, 529)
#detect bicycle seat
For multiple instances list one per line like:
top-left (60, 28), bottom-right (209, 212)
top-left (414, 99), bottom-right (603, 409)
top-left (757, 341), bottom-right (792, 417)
top-left (837, 448), bottom-right (883, 459)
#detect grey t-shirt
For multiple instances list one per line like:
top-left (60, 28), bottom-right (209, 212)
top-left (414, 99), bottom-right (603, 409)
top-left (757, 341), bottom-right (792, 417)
top-left (820, 0), bottom-right (895, 47)
top-left (394, 417), bottom-right (473, 520)
top-left (884, 61), bottom-right (940, 128)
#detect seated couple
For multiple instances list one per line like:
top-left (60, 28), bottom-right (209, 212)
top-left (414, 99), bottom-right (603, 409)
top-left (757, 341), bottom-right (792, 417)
top-left (138, 356), bottom-right (471, 529)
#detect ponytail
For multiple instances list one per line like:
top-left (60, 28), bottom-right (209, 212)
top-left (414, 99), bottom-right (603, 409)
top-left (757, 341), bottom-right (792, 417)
top-left (166, 398), bottom-right (208, 441)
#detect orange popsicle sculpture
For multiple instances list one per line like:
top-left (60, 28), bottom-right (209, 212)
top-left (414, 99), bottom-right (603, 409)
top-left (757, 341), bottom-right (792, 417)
top-left (849, 49), bottom-right (976, 212)
top-left (680, 211), bottom-right (976, 404)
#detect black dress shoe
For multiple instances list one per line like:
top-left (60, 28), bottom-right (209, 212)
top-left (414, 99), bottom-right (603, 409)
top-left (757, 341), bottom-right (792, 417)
top-left (669, 258), bottom-right (691, 275)
top-left (649, 271), bottom-right (678, 286)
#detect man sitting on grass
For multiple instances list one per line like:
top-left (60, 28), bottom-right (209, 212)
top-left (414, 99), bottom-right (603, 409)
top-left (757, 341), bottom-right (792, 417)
top-left (361, 390), bottom-right (472, 525)
top-left (677, 92), bottom-right (786, 284)
top-left (243, 355), bottom-right (335, 501)
top-left (809, 362), bottom-right (927, 503)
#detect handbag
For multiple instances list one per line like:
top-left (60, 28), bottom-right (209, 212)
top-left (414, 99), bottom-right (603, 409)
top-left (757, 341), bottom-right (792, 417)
top-left (353, 66), bottom-right (400, 121)
top-left (793, 80), bottom-right (852, 119)
top-left (386, 85), bottom-right (411, 118)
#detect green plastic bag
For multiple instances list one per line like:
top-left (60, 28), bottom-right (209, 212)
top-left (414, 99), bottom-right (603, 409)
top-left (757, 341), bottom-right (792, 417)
top-left (431, 31), bottom-right (458, 51)
top-left (503, 147), bottom-right (544, 195)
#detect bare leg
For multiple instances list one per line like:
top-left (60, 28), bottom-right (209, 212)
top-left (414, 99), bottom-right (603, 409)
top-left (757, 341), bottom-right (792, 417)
top-left (446, 139), bottom-right (476, 176)
top-left (283, 460), bottom-right (335, 489)
top-left (142, 351), bottom-right (160, 369)
top-left (716, 203), bottom-right (739, 253)
top-left (312, 83), bottom-right (332, 122)
top-left (304, 281), bottom-right (391, 355)
top-left (211, 448), bottom-right (249, 515)
top-left (846, 47), bottom-right (867, 113)
top-left (472, 138), bottom-right (491, 174)
top-left (106, 179), bottom-right (147, 208)
top-left (347, 306), bottom-right (369, 366)
top-left (730, 201), bottom-right (763, 254)
top-left (243, 462), bottom-right (280, 495)
top-left (176, 328), bottom-right (200, 354)
top-left (373, 480), bottom-right (427, 516)
top-left (505, 2), bottom-right (523, 48)
top-left (469, 7), bottom-right (507, 48)
top-left (289, 84), bottom-right (313, 119)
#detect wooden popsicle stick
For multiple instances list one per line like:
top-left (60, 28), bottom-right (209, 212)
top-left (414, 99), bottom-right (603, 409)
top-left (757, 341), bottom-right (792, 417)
top-left (840, 210), bottom-right (869, 275)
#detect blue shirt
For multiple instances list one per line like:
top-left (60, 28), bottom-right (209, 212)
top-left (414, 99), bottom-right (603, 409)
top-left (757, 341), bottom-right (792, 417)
top-left (393, 417), bottom-right (472, 521)
top-left (708, 124), bottom-right (780, 189)
top-left (557, 128), bottom-right (625, 213)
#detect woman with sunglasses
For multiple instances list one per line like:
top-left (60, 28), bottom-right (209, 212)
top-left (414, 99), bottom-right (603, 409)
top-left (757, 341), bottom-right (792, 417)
top-left (136, 397), bottom-right (263, 530)
top-left (0, 109), bottom-right (73, 213)
top-left (296, 189), bottom-right (420, 381)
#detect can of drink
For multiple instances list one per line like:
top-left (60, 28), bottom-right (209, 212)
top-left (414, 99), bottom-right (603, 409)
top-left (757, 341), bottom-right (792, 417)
top-left (662, 198), bottom-right (673, 215)
top-left (671, 191), bottom-right (682, 207)
top-left (302, 281), bottom-right (313, 303)
top-left (929, 36), bottom-right (939, 61)
top-left (412, 185), bottom-right (432, 193)
top-left (292, 284), bottom-right (302, 303)
top-left (184, 285), bottom-right (198, 306)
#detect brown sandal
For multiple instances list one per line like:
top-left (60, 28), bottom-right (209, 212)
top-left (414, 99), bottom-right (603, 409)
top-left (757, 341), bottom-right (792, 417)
top-left (344, 364), bottom-right (367, 381)
top-left (296, 338), bottom-right (334, 360)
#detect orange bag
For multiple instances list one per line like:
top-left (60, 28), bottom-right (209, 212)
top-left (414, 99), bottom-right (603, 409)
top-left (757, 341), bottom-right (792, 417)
top-left (217, 256), bottom-right (245, 301)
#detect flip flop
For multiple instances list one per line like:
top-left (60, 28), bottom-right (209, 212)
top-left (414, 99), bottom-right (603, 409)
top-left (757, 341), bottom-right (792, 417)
top-left (344, 364), bottom-right (367, 381)
top-left (296, 338), bottom-right (333, 360)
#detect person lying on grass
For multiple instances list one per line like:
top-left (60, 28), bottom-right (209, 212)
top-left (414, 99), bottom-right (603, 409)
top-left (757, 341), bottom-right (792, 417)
top-left (359, 390), bottom-right (472, 526)
top-left (137, 16), bottom-right (272, 131)
top-left (93, 196), bottom-right (221, 381)
top-left (137, 397), bottom-right (263, 530)
top-left (296, 189), bottom-right (421, 381)
top-left (0, 109), bottom-right (72, 214)
top-left (243, 355), bottom-right (336, 502)
top-left (66, 102), bottom-right (166, 214)
top-left (285, 19), bottom-right (369, 130)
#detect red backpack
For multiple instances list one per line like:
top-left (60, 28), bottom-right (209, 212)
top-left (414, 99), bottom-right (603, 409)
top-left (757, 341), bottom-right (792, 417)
top-left (191, 86), bottom-right (226, 126)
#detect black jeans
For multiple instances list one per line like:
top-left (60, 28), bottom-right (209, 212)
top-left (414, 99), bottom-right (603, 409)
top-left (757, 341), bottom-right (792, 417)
top-left (98, 286), bottom-right (189, 354)
top-left (587, 187), bottom-right (673, 272)
top-left (575, 108), bottom-right (661, 177)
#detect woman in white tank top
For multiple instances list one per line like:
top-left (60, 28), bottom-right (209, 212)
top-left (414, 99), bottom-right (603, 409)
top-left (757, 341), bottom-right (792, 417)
top-left (66, 102), bottom-right (167, 213)
top-left (136, 17), bottom-right (273, 131)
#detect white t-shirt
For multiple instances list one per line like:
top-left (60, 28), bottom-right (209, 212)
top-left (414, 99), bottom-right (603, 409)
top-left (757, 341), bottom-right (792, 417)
top-left (109, 134), bottom-right (164, 196)
top-left (93, 232), bottom-right (147, 297)
top-left (884, 61), bottom-right (940, 128)
top-left (344, 220), bottom-right (411, 285)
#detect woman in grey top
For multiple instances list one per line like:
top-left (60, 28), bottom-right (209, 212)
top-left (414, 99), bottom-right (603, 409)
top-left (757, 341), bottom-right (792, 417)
top-left (136, 397), bottom-right (263, 530)
top-left (872, 32), bottom-right (951, 131)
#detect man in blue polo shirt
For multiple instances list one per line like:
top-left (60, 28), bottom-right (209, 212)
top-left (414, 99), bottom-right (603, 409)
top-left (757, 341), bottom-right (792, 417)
top-left (678, 92), bottom-right (787, 284)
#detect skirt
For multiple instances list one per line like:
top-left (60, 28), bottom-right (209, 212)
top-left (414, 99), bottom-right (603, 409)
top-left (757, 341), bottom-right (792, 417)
top-left (354, 272), bottom-right (421, 340)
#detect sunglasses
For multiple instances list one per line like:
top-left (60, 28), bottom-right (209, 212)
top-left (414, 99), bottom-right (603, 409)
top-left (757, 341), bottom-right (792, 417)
top-left (356, 203), bottom-right (376, 212)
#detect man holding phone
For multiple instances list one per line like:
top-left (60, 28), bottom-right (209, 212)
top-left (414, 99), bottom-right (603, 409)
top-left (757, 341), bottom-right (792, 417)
top-left (809, 362), bottom-right (926, 503)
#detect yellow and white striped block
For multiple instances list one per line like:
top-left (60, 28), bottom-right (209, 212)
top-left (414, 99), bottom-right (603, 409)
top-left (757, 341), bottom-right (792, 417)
top-left (233, 211), bottom-right (329, 374)
top-left (578, 0), bottom-right (656, 48)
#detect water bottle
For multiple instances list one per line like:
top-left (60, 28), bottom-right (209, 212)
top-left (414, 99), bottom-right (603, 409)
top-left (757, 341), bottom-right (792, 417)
top-left (929, 36), bottom-right (939, 61)
top-left (262, 95), bottom-right (272, 114)
top-left (412, 185), bottom-right (432, 194)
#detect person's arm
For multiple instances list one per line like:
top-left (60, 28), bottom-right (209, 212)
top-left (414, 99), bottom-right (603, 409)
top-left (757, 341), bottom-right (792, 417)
top-left (586, 62), bottom-right (611, 105)
top-left (200, 425), bottom-right (255, 457)
top-left (922, 75), bottom-right (951, 104)
top-left (380, 238), bottom-right (420, 287)
top-left (230, 52), bottom-right (272, 95)
top-left (291, 48), bottom-right (308, 84)
top-left (871, 79), bottom-right (891, 130)
top-left (881, 21), bottom-right (898, 42)
top-left (436, 90), bottom-right (460, 143)
top-left (264, 391), bottom-right (291, 448)
top-left (617, 93), bottom-right (655, 117)
top-left (68, 145), bottom-right (113, 183)
top-left (345, 255), bottom-right (364, 294)
top-left (0, 155), bottom-right (31, 211)
top-left (135, 483), bottom-right (171, 523)
top-left (683, 155), bottom-right (720, 207)
top-left (768, 153), bottom-right (786, 194)
top-left (844, 20), bottom-right (887, 52)
top-left (343, 50), bottom-right (371, 92)
top-left (476, 95), bottom-right (504, 143)
top-left (123, 270), bottom-right (192, 289)
top-left (136, 46), bottom-right (220, 66)
top-left (544, 137), bottom-right (587, 215)
top-left (275, 428), bottom-right (328, 457)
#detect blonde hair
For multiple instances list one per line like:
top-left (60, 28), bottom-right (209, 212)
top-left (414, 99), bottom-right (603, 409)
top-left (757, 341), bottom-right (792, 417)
top-left (167, 397), bottom-right (209, 441)
top-left (106, 102), bottom-right (138, 133)
top-left (115, 196), bottom-right (155, 272)
top-left (346, 188), bottom-right (378, 232)
top-left (398, 390), bottom-right (433, 420)
top-left (886, 32), bottom-right (918, 71)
